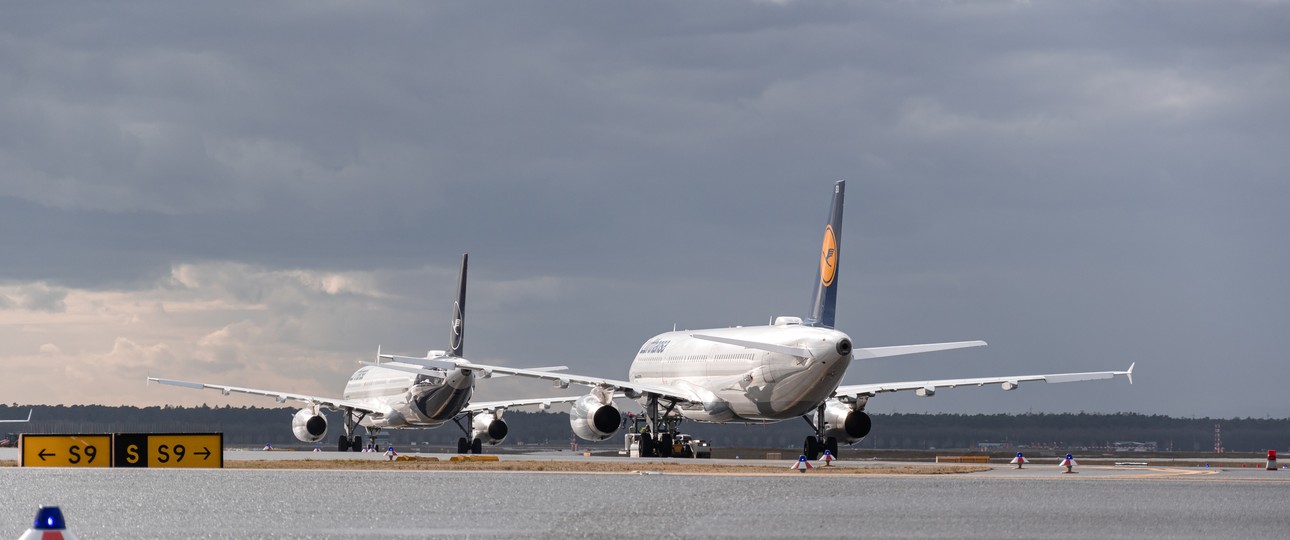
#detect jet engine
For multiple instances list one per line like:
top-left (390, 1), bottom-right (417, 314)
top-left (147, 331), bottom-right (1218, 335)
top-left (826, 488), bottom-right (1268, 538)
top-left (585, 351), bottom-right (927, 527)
top-left (291, 408), bottom-right (328, 443)
top-left (821, 400), bottom-right (872, 445)
top-left (471, 412), bottom-right (509, 446)
top-left (569, 394), bottom-right (620, 441)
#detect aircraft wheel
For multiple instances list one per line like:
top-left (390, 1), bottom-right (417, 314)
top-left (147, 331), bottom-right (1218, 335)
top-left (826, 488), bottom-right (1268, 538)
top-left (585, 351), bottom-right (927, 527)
top-left (639, 434), bottom-right (655, 457)
top-left (351, 436), bottom-right (363, 452)
top-left (471, 438), bottom-right (483, 454)
top-left (825, 437), bottom-right (839, 458)
top-left (338, 435), bottom-right (350, 452)
top-left (804, 436), bottom-right (820, 461)
top-left (457, 437), bottom-right (469, 454)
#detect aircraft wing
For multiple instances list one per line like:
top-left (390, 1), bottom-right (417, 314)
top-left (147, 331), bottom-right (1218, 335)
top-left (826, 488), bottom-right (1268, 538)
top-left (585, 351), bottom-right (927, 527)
top-left (372, 357), bottom-right (703, 403)
top-left (147, 377), bottom-right (379, 413)
top-left (834, 363), bottom-right (1135, 399)
top-left (0, 410), bottom-right (32, 423)
top-left (463, 393), bottom-right (627, 414)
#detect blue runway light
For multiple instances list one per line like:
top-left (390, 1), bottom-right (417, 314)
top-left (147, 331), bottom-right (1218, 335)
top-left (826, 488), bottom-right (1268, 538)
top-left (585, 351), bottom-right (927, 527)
top-left (34, 506), bottom-right (66, 530)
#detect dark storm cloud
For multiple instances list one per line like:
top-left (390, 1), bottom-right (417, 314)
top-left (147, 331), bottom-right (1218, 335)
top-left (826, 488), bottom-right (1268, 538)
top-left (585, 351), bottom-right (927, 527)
top-left (1, 1), bottom-right (1287, 416)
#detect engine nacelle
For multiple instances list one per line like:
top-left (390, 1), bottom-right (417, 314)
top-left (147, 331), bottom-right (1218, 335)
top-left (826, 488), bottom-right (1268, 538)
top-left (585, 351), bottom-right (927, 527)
top-left (471, 412), bottom-right (509, 446)
top-left (291, 408), bottom-right (328, 443)
top-left (569, 394), bottom-right (621, 441)
top-left (822, 401), bottom-right (872, 445)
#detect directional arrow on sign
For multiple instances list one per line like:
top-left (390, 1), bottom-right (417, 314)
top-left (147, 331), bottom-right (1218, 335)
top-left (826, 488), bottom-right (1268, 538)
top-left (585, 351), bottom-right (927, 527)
top-left (195, 447), bottom-right (211, 460)
top-left (38, 449), bottom-right (54, 461)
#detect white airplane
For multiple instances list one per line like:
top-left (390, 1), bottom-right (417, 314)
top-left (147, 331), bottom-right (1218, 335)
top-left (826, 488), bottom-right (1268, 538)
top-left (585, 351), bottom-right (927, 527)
top-left (0, 410), bottom-right (32, 423)
top-left (150, 255), bottom-right (588, 454)
top-left (377, 181), bottom-right (1134, 459)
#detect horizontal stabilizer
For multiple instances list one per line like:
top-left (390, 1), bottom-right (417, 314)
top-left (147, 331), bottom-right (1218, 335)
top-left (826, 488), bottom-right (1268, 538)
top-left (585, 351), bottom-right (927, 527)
top-left (379, 353), bottom-right (461, 369)
top-left (690, 334), bottom-right (814, 358)
top-left (362, 361), bottom-right (446, 380)
top-left (375, 354), bottom-right (569, 378)
top-left (853, 340), bottom-right (987, 360)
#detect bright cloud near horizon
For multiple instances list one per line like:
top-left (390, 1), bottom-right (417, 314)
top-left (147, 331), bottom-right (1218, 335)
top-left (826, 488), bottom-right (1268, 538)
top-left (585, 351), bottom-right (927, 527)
top-left (2, 2), bottom-right (1287, 418)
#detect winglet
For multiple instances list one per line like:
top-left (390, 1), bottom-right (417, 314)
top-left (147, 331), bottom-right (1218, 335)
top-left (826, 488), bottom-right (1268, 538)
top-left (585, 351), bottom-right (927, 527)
top-left (806, 181), bottom-right (845, 328)
top-left (1, 409), bottom-right (35, 423)
top-left (1125, 362), bottom-right (1135, 385)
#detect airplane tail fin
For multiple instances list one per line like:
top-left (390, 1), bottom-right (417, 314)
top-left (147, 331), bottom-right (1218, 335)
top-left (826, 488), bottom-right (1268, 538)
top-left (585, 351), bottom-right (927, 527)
top-left (449, 254), bottom-right (467, 358)
top-left (806, 181), bottom-right (846, 328)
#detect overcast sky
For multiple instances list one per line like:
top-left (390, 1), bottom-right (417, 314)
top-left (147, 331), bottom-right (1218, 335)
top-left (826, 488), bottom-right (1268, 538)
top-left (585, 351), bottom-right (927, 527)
top-left (2, 1), bottom-right (1287, 419)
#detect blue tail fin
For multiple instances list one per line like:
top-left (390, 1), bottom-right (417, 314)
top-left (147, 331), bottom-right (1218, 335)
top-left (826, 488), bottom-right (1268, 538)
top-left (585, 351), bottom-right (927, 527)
top-left (806, 181), bottom-right (845, 328)
top-left (449, 254), bottom-right (467, 357)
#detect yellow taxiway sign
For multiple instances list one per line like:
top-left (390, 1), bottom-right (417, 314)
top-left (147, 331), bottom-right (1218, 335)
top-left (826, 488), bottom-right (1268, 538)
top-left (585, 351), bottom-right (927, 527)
top-left (114, 433), bottom-right (223, 468)
top-left (20, 434), bottom-right (113, 467)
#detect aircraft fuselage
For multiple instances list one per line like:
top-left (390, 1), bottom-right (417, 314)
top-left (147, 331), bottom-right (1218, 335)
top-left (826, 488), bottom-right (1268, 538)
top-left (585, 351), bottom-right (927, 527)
top-left (342, 363), bottom-right (475, 429)
top-left (627, 322), bottom-right (852, 423)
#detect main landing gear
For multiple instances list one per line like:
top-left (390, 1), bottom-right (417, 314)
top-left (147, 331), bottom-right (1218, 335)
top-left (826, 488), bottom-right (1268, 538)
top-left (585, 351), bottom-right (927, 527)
top-left (337, 434), bottom-right (364, 452)
top-left (634, 394), bottom-right (682, 458)
top-left (802, 435), bottom-right (839, 461)
top-left (455, 437), bottom-right (483, 454)
top-left (802, 402), bottom-right (839, 461)
top-left (336, 408), bottom-right (367, 452)
top-left (452, 413), bottom-right (484, 455)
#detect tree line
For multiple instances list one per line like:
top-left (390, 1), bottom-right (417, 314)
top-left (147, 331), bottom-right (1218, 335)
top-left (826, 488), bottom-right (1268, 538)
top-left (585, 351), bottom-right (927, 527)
top-left (3, 404), bottom-right (1285, 452)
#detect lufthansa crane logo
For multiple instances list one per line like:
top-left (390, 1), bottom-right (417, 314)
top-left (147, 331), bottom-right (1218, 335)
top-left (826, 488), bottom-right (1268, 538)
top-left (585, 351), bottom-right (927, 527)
top-left (820, 225), bottom-right (837, 287)
top-left (450, 301), bottom-right (463, 350)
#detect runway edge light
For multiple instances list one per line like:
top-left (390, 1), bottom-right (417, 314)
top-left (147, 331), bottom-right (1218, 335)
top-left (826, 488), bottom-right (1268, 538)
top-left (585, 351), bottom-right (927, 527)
top-left (19, 506), bottom-right (79, 540)
top-left (1267, 450), bottom-right (1278, 471)
top-left (791, 455), bottom-right (813, 473)
top-left (1010, 452), bottom-right (1029, 469)
top-left (1059, 454), bottom-right (1078, 474)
